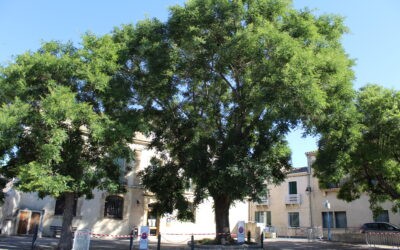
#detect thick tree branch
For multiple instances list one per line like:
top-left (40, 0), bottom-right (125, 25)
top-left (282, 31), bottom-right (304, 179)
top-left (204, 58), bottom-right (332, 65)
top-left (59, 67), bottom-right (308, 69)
top-left (218, 72), bottom-right (236, 93)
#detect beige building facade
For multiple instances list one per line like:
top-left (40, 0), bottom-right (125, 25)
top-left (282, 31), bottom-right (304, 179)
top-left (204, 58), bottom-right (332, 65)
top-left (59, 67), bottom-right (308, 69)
top-left (0, 134), bottom-right (248, 239)
top-left (4, 136), bottom-right (398, 240)
top-left (249, 152), bottom-right (400, 237)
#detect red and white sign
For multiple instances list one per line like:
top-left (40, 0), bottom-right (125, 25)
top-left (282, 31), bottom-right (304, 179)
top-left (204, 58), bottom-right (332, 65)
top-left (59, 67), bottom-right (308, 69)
top-left (237, 221), bottom-right (245, 243)
top-left (139, 226), bottom-right (149, 250)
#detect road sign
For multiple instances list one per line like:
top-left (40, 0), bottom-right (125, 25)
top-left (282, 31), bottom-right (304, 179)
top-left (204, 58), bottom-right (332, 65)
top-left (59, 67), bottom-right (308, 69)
top-left (72, 229), bottom-right (91, 250)
top-left (139, 226), bottom-right (149, 250)
top-left (237, 221), bottom-right (245, 243)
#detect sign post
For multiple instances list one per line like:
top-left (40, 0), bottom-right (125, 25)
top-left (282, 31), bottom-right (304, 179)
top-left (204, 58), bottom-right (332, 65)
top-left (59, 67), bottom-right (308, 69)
top-left (237, 221), bottom-right (245, 243)
top-left (324, 200), bottom-right (331, 241)
top-left (72, 229), bottom-right (91, 250)
top-left (139, 226), bottom-right (149, 250)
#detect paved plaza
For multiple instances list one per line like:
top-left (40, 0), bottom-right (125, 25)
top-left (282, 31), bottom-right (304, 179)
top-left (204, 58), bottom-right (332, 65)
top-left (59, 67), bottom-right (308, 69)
top-left (0, 235), bottom-right (394, 250)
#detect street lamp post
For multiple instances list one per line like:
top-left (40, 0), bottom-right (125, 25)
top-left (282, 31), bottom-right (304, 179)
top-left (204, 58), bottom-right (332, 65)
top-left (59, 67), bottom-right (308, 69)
top-left (324, 200), bottom-right (331, 241)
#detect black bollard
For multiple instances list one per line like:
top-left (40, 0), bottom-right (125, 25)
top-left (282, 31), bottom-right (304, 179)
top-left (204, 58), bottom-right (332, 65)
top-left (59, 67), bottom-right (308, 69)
top-left (260, 232), bottom-right (264, 249)
top-left (31, 224), bottom-right (39, 250)
top-left (157, 233), bottom-right (161, 250)
top-left (129, 229), bottom-right (134, 250)
top-left (247, 230), bottom-right (251, 243)
top-left (191, 234), bottom-right (194, 250)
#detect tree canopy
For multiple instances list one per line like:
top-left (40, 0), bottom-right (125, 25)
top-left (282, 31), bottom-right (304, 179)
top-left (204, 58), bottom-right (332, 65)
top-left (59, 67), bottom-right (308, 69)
top-left (0, 35), bottom-right (140, 249)
top-left (112, 0), bottom-right (354, 239)
top-left (314, 84), bottom-right (400, 214)
top-left (1, 0), bottom-right (365, 244)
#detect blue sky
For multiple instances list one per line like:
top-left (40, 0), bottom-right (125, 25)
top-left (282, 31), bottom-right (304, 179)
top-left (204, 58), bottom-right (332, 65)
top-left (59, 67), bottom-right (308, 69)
top-left (1, 0), bottom-right (399, 167)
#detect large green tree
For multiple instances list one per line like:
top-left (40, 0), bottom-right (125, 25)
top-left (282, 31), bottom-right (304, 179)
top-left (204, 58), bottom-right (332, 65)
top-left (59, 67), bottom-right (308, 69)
top-left (113, 0), bottom-right (354, 241)
top-left (0, 35), bottom-right (139, 249)
top-left (314, 84), bottom-right (400, 214)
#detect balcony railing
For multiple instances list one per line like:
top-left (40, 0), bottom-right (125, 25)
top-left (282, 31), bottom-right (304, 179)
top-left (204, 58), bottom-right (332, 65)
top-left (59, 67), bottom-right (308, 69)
top-left (256, 197), bottom-right (270, 206)
top-left (285, 194), bottom-right (301, 205)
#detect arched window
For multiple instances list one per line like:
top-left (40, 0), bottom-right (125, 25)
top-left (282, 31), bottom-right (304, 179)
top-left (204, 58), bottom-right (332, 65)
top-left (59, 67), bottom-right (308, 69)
top-left (104, 195), bottom-right (124, 219)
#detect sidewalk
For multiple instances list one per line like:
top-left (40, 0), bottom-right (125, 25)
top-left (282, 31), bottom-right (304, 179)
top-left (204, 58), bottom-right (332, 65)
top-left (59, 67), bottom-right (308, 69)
top-left (0, 235), bottom-right (394, 250)
top-left (263, 238), bottom-right (392, 250)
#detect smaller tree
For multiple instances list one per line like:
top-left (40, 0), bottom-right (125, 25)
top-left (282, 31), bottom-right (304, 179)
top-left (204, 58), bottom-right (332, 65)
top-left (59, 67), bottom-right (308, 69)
top-left (0, 35), bottom-right (139, 250)
top-left (314, 84), bottom-right (400, 214)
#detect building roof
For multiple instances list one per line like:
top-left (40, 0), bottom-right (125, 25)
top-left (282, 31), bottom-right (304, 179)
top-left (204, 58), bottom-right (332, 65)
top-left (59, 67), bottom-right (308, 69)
top-left (305, 151), bottom-right (317, 156)
top-left (290, 167), bottom-right (308, 174)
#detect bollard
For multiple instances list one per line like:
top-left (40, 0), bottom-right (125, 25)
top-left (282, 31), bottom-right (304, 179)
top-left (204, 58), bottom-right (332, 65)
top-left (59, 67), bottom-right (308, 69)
top-left (31, 224), bottom-right (39, 250)
top-left (247, 230), bottom-right (251, 243)
top-left (157, 233), bottom-right (161, 250)
top-left (260, 232), bottom-right (264, 249)
top-left (191, 234), bottom-right (194, 250)
top-left (129, 229), bottom-right (134, 250)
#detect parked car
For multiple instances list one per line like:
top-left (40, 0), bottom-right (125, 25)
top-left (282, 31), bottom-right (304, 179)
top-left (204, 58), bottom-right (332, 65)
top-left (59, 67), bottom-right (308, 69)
top-left (360, 222), bottom-right (400, 233)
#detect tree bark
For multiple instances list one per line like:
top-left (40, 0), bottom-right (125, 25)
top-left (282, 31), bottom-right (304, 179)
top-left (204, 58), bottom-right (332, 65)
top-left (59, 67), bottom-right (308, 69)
top-left (214, 195), bottom-right (231, 243)
top-left (57, 192), bottom-right (75, 250)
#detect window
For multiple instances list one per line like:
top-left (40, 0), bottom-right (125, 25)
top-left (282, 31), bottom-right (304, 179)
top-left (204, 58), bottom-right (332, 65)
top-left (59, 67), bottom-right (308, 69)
top-left (322, 212), bottom-right (334, 228)
top-left (374, 210), bottom-right (389, 223)
top-left (288, 212), bottom-right (299, 227)
top-left (267, 211), bottom-right (272, 225)
top-left (322, 211), bottom-right (347, 228)
top-left (335, 212), bottom-right (347, 228)
top-left (255, 211), bottom-right (272, 226)
top-left (288, 181), bottom-right (297, 194)
top-left (54, 195), bottom-right (77, 216)
top-left (255, 211), bottom-right (264, 223)
top-left (104, 195), bottom-right (124, 219)
top-left (379, 223), bottom-right (396, 230)
top-left (147, 212), bottom-right (157, 227)
top-left (367, 223), bottom-right (379, 230)
top-left (260, 189), bottom-right (270, 203)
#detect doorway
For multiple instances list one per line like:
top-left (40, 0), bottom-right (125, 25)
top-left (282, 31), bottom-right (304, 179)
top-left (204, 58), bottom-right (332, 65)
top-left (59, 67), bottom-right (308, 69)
top-left (16, 210), bottom-right (43, 235)
top-left (17, 211), bottom-right (29, 234)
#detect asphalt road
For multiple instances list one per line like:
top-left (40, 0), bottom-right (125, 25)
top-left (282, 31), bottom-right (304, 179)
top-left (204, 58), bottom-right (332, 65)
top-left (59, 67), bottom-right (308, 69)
top-left (0, 235), bottom-right (393, 250)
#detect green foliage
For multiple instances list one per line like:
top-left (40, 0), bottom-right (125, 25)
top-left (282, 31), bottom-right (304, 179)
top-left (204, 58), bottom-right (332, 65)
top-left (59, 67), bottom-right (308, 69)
top-left (314, 84), bottom-right (400, 211)
top-left (139, 158), bottom-right (195, 221)
top-left (113, 0), bottom-right (354, 232)
top-left (0, 35), bottom-right (139, 198)
top-left (0, 35), bottom-right (143, 249)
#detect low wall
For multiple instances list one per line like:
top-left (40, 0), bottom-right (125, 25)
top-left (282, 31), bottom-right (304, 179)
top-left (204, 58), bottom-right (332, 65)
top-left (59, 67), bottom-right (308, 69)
top-left (331, 233), bottom-right (365, 244)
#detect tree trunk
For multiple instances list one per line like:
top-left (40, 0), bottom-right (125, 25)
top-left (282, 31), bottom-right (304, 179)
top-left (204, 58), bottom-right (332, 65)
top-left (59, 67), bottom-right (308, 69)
top-left (213, 195), bottom-right (231, 244)
top-left (57, 192), bottom-right (75, 250)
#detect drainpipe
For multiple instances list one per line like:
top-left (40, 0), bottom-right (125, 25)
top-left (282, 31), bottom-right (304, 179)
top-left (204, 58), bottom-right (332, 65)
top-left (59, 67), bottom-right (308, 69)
top-left (248, 200), bottom-right (251, 222)
top-left (307, 176), bottom-right (313, 228)
top-left (306, 153), bottom-right (314, 229)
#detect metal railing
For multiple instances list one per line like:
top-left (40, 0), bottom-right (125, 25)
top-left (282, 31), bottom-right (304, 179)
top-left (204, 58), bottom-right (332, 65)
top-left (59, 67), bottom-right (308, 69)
top-left (365, 232), bottom-right (400, 248)
top-left (256, 197), bottom-right (270, 206)
top-left (274, 226), bottom-right (322, 240)
top-left (285, 194), bottom-right (301, 204)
